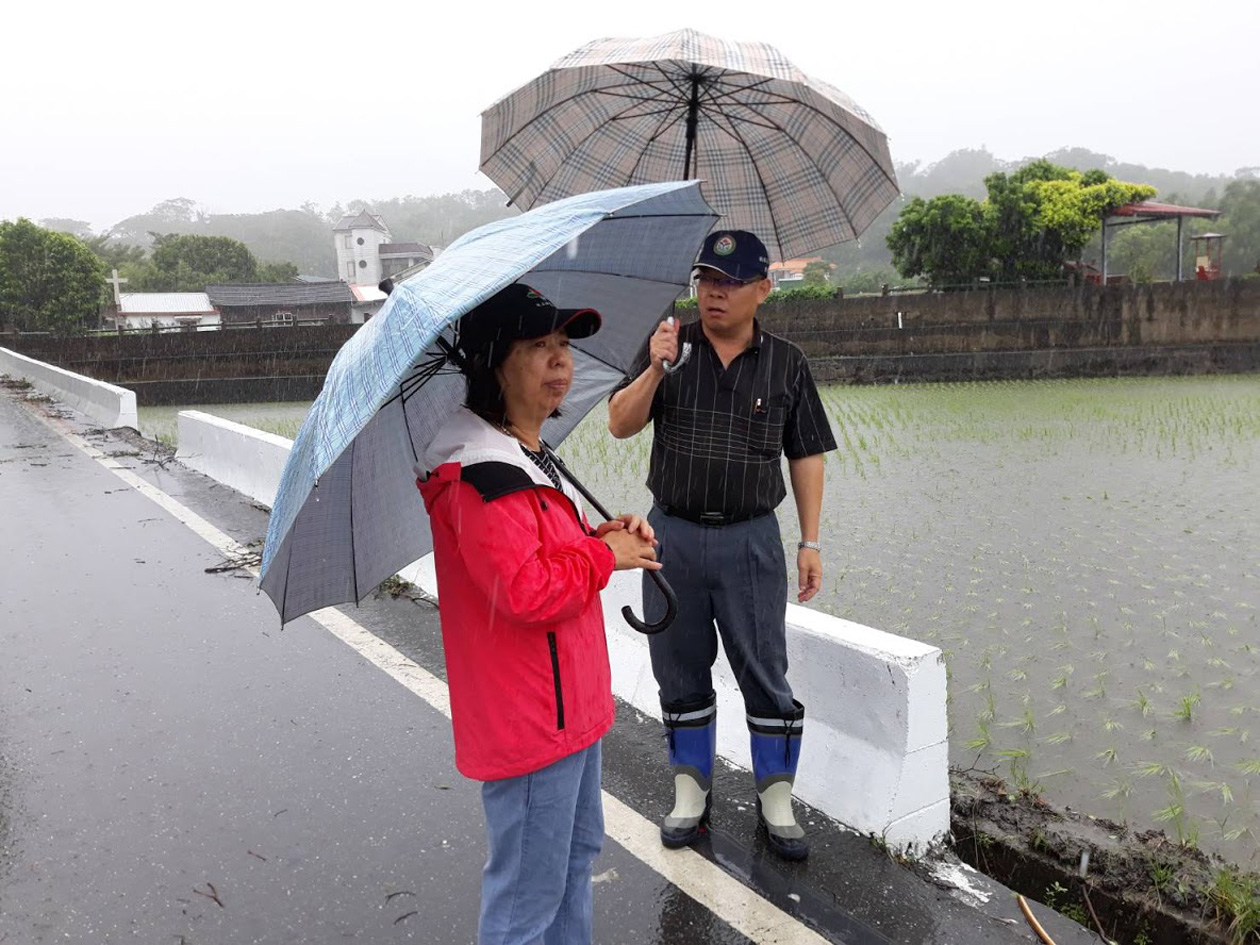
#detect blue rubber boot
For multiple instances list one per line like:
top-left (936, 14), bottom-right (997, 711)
top-left (748, 701), bottom-right (807, 861)
top-left (660, 693), bottom-right (717, 848)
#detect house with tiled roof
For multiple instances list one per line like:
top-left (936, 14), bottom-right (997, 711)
top-left (205, 282), bottom-right (354, 326)
top-left (768, 257), bottom-right (832, 289)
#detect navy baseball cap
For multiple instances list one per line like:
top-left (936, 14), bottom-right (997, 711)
top-left (458, 283), bottom-right (601, 357)
top-left (694, 230), bottom-right (770, 281)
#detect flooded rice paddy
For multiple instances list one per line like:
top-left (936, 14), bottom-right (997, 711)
top-left (141, 375), bottom-right (1260, 865)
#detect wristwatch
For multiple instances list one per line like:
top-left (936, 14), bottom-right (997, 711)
top-left (798, 541), bottom-right (821, 552)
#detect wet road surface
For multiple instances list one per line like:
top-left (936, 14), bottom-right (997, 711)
top-left (0, 386), bottom-right (1098, 944)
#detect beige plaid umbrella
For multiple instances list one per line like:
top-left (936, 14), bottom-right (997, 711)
top-left (480, 28), bottom-right (899, 262)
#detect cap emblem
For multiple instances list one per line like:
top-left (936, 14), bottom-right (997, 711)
top-left (713, 235), bottom-right (736, 256)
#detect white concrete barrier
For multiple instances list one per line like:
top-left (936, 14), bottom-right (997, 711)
top-left (0, 346), bottom-right (138, 430)
top-left (593, 572), bottom-right (947, 850)
top-left (175, 411), bottom-right (295, 508)
top-left (168, 409), bottom-right (949, 850)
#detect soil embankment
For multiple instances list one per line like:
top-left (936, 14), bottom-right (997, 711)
top-left (950, 769), bottom-right (1259, 944)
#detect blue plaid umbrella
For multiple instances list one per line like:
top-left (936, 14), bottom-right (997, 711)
top-left (259, 181), bottom-right (717, 623)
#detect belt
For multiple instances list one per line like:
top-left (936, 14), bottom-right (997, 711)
top-left (657, 504), bottom-right (768, 527)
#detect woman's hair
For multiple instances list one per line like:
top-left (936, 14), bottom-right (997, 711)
top-left (459, 336), bottom-right (564, 429)
top-left (461, 340), bottom-right (511, 429)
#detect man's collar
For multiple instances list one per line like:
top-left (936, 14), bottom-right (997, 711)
top-left (693, 317), bottom-right (763, 352)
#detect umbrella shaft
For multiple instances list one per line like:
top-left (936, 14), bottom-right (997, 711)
top-left (682, 73), bottom-right (701, 181)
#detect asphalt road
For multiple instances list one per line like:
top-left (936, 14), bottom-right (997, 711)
top-left (0, 384), bottom-right (1098, 945)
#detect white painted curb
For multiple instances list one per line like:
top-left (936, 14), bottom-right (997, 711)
top-left (0, 346), bottom-right (138, 431)
top-left (176, 409), bottom-right (953, 849)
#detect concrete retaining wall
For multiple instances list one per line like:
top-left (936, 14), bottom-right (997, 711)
top-left (0, 346), bottom-right (138, 430)
top-left (169, 410), bottom-right (949, 849)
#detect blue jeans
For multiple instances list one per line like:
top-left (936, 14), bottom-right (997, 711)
top-left (479, 741), bottom-right (604, 945)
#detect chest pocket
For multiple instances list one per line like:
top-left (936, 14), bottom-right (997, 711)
top-left (745, 393), bottom-right (789, 457)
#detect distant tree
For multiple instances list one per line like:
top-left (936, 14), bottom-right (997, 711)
top-left (257, 260), bottom-right (299, 283)
top-left (887, 194), bottom-right (993, 287)
top-left (887, 161), bottom-right (1155, 286)
top-left (838, 268), bottom-right (904, 295)
top-left (1218, 179), bottom-right (1260, 275)
top-left (150, 233), bottom-right (258, 290)
top-left (84, 234), bottom-right (148, 271)
top-left (1101, 221), bottom-right (1179, 282)
top-left (989, 161), bottom-right (1155, 281)
top-left (0, 219), bottom-right (105, 334)
top-left (40, 218), bottom-right (95, 239)
top-left (802, 260), bottom-right (832, 285)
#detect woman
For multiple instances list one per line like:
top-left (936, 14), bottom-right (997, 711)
top-left (417, 282), bottom-right (659, 945)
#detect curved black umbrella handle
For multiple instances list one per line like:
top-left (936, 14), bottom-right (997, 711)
top-left (542, 443), bottom-right (677, 635)
top-left (624, 569), bottom-right (678, 635)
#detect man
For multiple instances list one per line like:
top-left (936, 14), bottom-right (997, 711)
top-left (608, 230), bottom-right (836, 860)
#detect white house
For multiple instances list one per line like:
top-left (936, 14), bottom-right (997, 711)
top-left (349, 283), bottom-right (388, 323)
top-left (111, 292), bottom-right (220, 331)
top-left (333, 210), bottom-right (433, 288)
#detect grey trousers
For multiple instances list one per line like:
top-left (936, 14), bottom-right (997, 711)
top-left (642, 506), bottom-right (796, 718)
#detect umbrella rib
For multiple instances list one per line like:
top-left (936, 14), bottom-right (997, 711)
top-left (280, 537), bottom-right (292, 624)
top-left (697, 83), bottom-right (875, 247)
top-left (530, 98), bottom-right (689, 204)
top-left (608, 104), bottom-right (687, 122)
top-left (605, 63), bottom-right (685, 93)
top-left (697, 98), bottom-right (792, 259)
top-left (349, 436), bottom-right (359, 605)
top-left (485, 67), bottom-right (687, 202)
top-left (623, 108), bottom-right (690, 185)
top-left (400, 380), bottom-right (420, 464)
top-left (705, 78), bottom-right (898, 211)
top-left (491, 86), bottom-right (690, 205)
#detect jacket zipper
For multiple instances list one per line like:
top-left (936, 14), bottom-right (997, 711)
top-left (547, 632), bottom-right (565, 731)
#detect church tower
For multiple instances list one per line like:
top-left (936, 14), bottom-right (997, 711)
top-left (333, 210), bottom-right (391, 286)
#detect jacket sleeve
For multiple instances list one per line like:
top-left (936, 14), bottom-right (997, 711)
top-left (438, 481), bottom-right (616, 626)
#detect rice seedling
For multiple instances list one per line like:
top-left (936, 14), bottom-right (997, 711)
top-left (964, 718), bottom-right (993, 752)
top-left (1001, 705), bottom-right (1036, 735)
top-left (1206, 866), bottom-right (1260, 945)
top-left (1186, 745), bottom-right (1215, 766)
top-left (1174, 693), bottom-right (1202, 723)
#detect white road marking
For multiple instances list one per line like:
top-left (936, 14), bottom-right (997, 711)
top-left (35, 406), bottom-right (832, 945)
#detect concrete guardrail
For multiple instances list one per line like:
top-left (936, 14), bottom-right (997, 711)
top-left (171, 407), bottom-right (949, 850)
top-left (175, 411), bottom-right (294, 508)
top-left (0, 346), bottom-right (138, 431)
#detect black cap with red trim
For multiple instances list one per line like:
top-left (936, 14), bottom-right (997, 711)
top-left (458, 283), bottom-right (601, 358)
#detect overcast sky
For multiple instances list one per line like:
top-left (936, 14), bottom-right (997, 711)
top-left (3, 0), bottom-right (1256, 231)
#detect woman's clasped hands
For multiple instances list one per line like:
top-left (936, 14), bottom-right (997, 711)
top-left (596, 514), bottom-right (661, 572)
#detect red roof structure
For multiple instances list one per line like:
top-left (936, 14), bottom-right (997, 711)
top-left (1102, 201), bottom-right (1222, 282)
top-left (1109, 201), bottom-right (1221, 219)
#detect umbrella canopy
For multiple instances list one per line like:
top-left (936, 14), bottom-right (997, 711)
top-left (480, 28), bottom-right (899, 262)
top-left (259, 181), bottom-right (718, 623)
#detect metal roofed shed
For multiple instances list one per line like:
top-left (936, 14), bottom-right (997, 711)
top-left (1102, 200), bottom-right (1222, 283)
top-left (206, 282), bottom-right (355, 326)
top-left (118, 292), bottom-right (215, 315)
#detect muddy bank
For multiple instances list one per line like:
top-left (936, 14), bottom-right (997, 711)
top-left (949, 768), bottom-right (1260, 944)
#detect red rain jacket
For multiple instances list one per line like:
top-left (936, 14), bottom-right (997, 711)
top-left (417, 408), bottom-right (616, 781)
